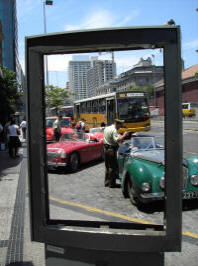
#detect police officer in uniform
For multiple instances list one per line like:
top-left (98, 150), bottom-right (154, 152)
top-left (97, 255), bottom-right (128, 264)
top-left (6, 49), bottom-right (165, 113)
top-left (103, 119), bottom-right (129, 188)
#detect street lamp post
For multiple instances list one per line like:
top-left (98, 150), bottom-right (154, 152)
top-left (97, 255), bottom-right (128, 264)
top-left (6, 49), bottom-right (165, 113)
top-left (43, 0), bottom-right (53, 85)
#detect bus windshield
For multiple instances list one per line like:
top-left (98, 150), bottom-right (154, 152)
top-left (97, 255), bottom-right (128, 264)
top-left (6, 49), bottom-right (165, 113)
top-left (117, 97), bottom-right (150, 122)
top-left (182, 103), bottom-right (189, 109)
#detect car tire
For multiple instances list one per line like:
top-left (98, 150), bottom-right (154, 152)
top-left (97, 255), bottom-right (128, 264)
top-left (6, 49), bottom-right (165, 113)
top-left (69, 152), bottom-right (80, 172)
top-left (127, 178), bottom-right (141, 207)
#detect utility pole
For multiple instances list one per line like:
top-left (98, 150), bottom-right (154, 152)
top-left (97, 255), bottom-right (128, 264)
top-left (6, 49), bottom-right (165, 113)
top-left (43, 0), bottom-right (53, 85)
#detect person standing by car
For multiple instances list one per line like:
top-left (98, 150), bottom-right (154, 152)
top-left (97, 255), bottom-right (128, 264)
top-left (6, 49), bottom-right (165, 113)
top-left (103, 119), bottom-right (129, 188)
top-left (53, 115), bottom-right (63, 141)
top-left (20, 118), bottom-right (27, 139)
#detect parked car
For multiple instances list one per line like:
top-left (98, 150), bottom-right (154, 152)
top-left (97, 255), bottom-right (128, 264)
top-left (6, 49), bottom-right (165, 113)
top-left (46, 116), bottom-right (74, 142)
top-left (118, 136), bottom-right (198, 207)
top-left (47, 131), bottom-right (104, 172)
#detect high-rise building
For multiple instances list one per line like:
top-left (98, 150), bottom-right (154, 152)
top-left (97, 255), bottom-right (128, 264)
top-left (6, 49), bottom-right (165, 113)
top-left (68, 57), bottom-right (116, 100)
top-left (68, 61), bottom-right (91, 100)
top-left (87, 58), bottom-right (116, 97)
top-left (0, 0), bottom-right (25, 118)
top-left (0, 0), bottom-right (18, 71)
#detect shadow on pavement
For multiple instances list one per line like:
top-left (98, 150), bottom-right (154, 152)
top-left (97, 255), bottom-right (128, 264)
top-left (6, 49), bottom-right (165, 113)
top-left (138, 199), bottom-right (198, 213)
top-left (182, 199), bottom-right (198, 211)
top-left (137, 201), bottom-right (164, 213)
top-left (0, 143), bottom-right (25, 179)
top-left (6, 262), bottom-right (34, 266)
top-left (48, 158), bottom-right (103, 175)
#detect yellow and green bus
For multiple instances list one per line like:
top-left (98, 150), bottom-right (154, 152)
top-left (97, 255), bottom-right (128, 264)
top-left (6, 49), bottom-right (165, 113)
top-left (74, 91), bottom-right (151, 133)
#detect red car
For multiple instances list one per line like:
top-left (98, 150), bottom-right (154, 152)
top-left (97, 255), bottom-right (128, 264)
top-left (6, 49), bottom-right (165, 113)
top-left (89, 127), bottom-right (104, 141)
top-left (46, 117), bottom-right (74, 142)
top-left (47, 132), bottom-right (104, 172)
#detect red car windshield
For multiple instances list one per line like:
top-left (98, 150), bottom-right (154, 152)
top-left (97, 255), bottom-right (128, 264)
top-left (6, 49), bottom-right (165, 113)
top-left (46, 118), bottom-right (70, 127)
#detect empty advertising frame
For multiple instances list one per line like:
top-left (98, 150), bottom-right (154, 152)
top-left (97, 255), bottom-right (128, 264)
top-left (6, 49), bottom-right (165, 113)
top-left (26, 26), bottom-right (182, 252)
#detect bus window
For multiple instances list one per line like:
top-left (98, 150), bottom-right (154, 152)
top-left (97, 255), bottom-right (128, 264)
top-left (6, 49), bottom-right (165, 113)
top-left (87, 101), bottom-right (92, 113)
top-left (99, 99), bottom-right (106, 113)
top-left (81, 102), bottom-right (87, 113)
top-left (92, 100), bottom-right (98, 113)
top-left (182, 103), bottom-right (189, 109)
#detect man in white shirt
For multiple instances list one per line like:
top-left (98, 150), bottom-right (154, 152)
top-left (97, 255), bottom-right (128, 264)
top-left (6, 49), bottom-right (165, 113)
top-left (53, 115), bottom-right (63, 141)
top-left (8, 119), bottom-right (21, 158)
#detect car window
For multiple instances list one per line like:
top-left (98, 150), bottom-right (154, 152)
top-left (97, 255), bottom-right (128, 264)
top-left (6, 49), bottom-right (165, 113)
top-left (60, 132), bottom-right (88, 142)
top-left (89, 127), bottom-right (105, 133)
top-left (130, 136), bottom-right (164, 152)
top-left (46, 118), bottom-right (70, 127)
top-left (60, 119), bottom-right (70, 127)
top-left (118, 142), bottom-right (131, 155)
top-left (46, 119), bottom-right (54, 127)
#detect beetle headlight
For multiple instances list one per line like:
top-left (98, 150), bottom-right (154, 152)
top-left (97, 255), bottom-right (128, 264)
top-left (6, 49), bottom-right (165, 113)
top-left (141, 182), bottom-right (150, 192)
top-left (190, 175), bottom-right (198, 186)
top-left (159, 177), bottom-right (165, 189)
top-left (58, 149), bottom-right (67, 159)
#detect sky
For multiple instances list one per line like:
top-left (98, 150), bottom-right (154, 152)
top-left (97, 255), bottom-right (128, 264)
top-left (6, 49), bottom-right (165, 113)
top-left (17, 0), bottom-right (198, 87)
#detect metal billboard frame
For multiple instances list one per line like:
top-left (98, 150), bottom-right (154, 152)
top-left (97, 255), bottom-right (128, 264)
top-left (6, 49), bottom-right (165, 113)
top-left (26, 26), bottom-right (182, 252)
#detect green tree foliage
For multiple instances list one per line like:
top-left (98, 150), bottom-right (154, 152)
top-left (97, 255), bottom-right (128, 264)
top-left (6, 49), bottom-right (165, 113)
top-left (0, 66), bottom-right (21, 124)
top-left (195, 72), bottom-right (198, 79)
top-left (127, 84), bottom-right (154, 98)
top-left (45, 85), bottom-right (70, 114)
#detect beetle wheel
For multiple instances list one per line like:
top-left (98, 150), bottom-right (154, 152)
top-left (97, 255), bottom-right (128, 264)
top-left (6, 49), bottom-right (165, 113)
top-left (69, 152), bottom-right (80, 172)
top-left (127, 178), bottom-right (139, 206)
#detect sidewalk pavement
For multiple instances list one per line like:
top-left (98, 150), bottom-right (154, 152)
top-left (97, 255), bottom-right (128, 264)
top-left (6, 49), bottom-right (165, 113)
top-left (0, 139), bottom-right (45, 266)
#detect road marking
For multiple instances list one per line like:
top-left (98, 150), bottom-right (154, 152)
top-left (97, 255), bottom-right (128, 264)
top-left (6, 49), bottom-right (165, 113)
top-left (50, 196), bottom-right (198, 239)
top-left (50, 196), bottom-right (155, 225)
top-left (183, 231), bottom-right (198, 239)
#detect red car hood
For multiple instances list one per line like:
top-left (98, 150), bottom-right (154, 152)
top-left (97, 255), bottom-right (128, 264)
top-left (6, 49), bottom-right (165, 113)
top-left (47, 140), bottom-right (87, 152)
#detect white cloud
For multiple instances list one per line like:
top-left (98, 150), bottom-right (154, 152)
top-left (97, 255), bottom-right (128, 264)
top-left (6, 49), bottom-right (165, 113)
top-left (19, 54), bottom-right (73, 73)
top-left (48, 54), bottom-right (73, 71)
top-left (116, 55), bottom-right (140, 69)
top-left (183, 39), bottom-right (198, 50)
top-left (65, 9), bottom-right (115, 31)
top-left (64, 9), bottom-right (139, 31)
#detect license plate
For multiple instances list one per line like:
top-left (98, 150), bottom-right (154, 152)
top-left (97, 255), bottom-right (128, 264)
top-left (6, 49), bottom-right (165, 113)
top-left (183, 191), bottom-right (198, 199)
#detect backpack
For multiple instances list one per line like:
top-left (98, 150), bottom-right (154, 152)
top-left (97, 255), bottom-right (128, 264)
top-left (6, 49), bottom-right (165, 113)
top-left (76, 122), bottom-right (81, 130)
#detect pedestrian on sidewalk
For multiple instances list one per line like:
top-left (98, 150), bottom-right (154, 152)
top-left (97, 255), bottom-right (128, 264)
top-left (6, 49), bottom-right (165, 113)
top-left (8, 119), bottom-right (21, 158)
top-left (20, 118), bottom-right (27, 139)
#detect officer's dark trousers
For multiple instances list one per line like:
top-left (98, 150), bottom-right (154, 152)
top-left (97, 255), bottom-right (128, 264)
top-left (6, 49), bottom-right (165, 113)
top-left (104, 145), bottom-right (118, 187)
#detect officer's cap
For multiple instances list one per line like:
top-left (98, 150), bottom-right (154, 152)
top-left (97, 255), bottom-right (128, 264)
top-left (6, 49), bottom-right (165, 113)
top-left (114, 119), bottom-right (125, 124)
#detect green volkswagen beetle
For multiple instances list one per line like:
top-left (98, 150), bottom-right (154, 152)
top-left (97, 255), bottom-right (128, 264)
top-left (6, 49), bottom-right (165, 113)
top-left (118, 136), bottom-right (198, 206)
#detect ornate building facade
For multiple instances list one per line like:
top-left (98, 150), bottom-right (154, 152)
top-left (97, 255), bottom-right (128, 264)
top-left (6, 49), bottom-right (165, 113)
top-left (97, 57), bottom-right (164, 95)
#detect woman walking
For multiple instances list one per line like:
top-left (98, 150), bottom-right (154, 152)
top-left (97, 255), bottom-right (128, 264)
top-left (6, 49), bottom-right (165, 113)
top-left (8, 119), bottom-right (21, 158)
